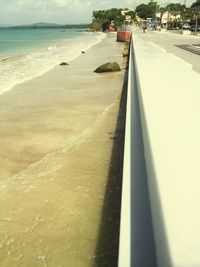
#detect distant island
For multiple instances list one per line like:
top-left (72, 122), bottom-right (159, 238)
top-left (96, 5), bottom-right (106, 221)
top-left (0, 22), bottom-right (90, 29)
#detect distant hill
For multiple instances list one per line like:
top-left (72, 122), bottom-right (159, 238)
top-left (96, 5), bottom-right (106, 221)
top-left (4, 22), bottom-right (90, 29)
top-left (30, 22), bottom-right (61, 27)
top-left (0, 24), bottom-right (13, 28)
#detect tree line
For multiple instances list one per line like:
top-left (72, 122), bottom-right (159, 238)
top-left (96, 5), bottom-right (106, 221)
top-left (90, 0), bottom-right (200, 31)
top-left (90, 8), bottom-right (134, 31)
top-left (135, 0), bottom-right (200, 21)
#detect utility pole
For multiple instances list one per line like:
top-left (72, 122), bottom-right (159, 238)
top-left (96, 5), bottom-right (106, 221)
top-left (195, 14), bottom-right (198, 32)
top-left (167, 6), bottom-right (170, 29)
top-left (164, 2), bottom-right (171, 29)
top-left (182, 0), bottom-right (186, 29)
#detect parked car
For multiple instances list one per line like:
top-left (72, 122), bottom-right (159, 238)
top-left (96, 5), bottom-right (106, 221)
top-left (167, 26), bottom-right (180, 30)
top-left (182, 24), bottom-right (190, 30)
top-left (190, 25), bottom-right (200, 32)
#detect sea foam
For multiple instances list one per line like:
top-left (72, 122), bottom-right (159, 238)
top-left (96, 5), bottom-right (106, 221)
top-left (0, 32), bottom-right (105, 95)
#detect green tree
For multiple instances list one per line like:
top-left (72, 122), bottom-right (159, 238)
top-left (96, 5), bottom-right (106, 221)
top-left (135, 1), bottom-right (157, 19)
top-left (191, 0), bottom-right (200, 9)
top-left (135, 4), bottom-right (148, 18)
top-left (90, 19), bottom-right (102, 31)
top-left (90, 8), bottom-right (126, 31)
top-left (126, 10), bottom-right (136, 18)
top-left (165, 3), bottom-right (185, 11)
top-left (190, 0), bottom-right (200, 27)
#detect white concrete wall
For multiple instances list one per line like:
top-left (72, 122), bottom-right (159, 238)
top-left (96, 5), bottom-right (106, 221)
top-left (118, 40), bottom-right (157, 267)
top-left (133, 33), bottom-right (200, 267)
top-left (118, 40), bottom-right (132, 267)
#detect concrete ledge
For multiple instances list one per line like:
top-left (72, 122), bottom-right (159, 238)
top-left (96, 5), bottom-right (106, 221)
top-left (118, 40), bottom-right (132, 267)
top-left (133, 32), bottom-right (200, 267)
top-left (118, 29), bottom-right (200, 267)
top-left (118, 38), bottom-right (157, 267)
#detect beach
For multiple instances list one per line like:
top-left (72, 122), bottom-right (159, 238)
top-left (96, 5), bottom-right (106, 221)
top-left (0, 33), bottom-right (127, 266)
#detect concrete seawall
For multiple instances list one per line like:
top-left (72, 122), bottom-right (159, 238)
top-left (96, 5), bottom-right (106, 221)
top-left (119, 31), bottom-right (200, 266)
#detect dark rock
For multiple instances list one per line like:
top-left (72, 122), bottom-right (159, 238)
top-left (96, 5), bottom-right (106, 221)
top-left (122, 47), bottom-right (129, 57)
top-left (94, 62), bottom-right (121, 73)
top-left (81, 51), bottom-right (85, 54)
top-left (60, 62), bottom-right (69, 66)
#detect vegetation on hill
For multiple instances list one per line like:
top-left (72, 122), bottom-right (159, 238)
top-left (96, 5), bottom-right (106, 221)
top-left (90, 8), bottom-right (135, 31)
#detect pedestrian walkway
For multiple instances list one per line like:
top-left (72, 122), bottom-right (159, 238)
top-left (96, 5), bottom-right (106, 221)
top-left (135, 29), bottom-right (200, 73)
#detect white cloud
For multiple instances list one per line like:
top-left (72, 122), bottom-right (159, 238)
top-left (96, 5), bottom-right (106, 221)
top-left (51, 0), bottom-right (71, 8)
top-left (85, 1), bottom-right (92, 7)
top-left (4, 0), bottom-right (45, 13)
top-left (7, 0), bottom-right (194, 25)
top-left (2, 0), bottom-right (132, 24)
top-left (15, 0), bottom-right (43, 8)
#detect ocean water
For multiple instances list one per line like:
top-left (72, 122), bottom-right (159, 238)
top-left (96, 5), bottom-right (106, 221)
top-left (0, 28), bottom-right (105, 95)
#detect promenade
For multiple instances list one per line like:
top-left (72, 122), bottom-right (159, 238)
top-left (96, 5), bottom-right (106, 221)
top-left (119, 29), bottom-right (200, 267)
top-left (135, 29), bottom-right (200, 73)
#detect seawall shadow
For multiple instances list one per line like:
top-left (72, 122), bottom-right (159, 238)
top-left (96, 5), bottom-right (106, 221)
top-left (130, 56), bottom-right (157, 266)
top-left (93, 61), bottom-right (128, 267)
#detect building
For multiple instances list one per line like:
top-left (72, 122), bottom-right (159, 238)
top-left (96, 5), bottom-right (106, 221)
top-left (156, 11), bottom-right (181, 25)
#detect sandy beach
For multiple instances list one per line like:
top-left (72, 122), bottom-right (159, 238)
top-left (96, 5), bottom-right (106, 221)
top-left (0, 34), bottom-right (127, 266)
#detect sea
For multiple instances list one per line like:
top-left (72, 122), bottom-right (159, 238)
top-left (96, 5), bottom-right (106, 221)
top-left (0, 28), bottom-right (105, 95)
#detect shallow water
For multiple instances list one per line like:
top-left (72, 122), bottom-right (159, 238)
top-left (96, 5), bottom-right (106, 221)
top-left (0, 28), bottom-right (105, 94)
top-left (0, 98), bottom-right (122, 267)
top-left (0, 119), bottom-right (113, 267)
top-left (0, 35), bottom-right (126, 266)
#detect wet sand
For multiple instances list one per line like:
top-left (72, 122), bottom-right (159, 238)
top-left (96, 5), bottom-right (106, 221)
top-left (0, 34), bottom-right (127, 266)
top-left (0, 33), bottom-right (126, 180)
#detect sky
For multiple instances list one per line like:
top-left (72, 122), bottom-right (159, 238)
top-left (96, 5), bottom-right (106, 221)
top-left (0, 0), bottom-right (196, 25)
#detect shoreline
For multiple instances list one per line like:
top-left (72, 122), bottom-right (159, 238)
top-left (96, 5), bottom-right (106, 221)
top-left (0, 34), bottom-right (127, 266)
top-left (0, 33), bottom-right (126, 180)
top-left (0, 31), bottom-right (106, 95)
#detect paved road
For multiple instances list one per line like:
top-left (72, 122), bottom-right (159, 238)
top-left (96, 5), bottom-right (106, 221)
top-left (135, 29), bottom-right (200, 73)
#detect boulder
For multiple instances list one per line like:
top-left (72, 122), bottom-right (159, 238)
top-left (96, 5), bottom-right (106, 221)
top-left (122, 47), bottom-right (129, 57)
top-left (94, 62), bottom-right (121, 73)
top-left (81, 51), bottom-right (85, 54)
top-left (60, 62), bottom-right (69, 66)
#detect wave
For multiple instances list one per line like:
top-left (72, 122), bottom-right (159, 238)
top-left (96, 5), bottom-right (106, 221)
top-left (0, 54), bottom-right (24, 63)
top-left (0, 99), bottom-right (115, 191)
top-left (0, 32), bottom-right (106, 95)
top-left (0, 128), bottom-right (91, 191)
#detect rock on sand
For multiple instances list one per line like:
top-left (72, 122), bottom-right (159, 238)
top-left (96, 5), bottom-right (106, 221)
top-left (94, 62), bottom-right (121, 73)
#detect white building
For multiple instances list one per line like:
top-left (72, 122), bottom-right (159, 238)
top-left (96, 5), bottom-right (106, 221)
top-left (156, 11), bottom-right (181, 24)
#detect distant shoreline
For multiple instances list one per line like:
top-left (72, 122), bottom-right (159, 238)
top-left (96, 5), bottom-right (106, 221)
top-left (0, 24), bottom-right (90, 29)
